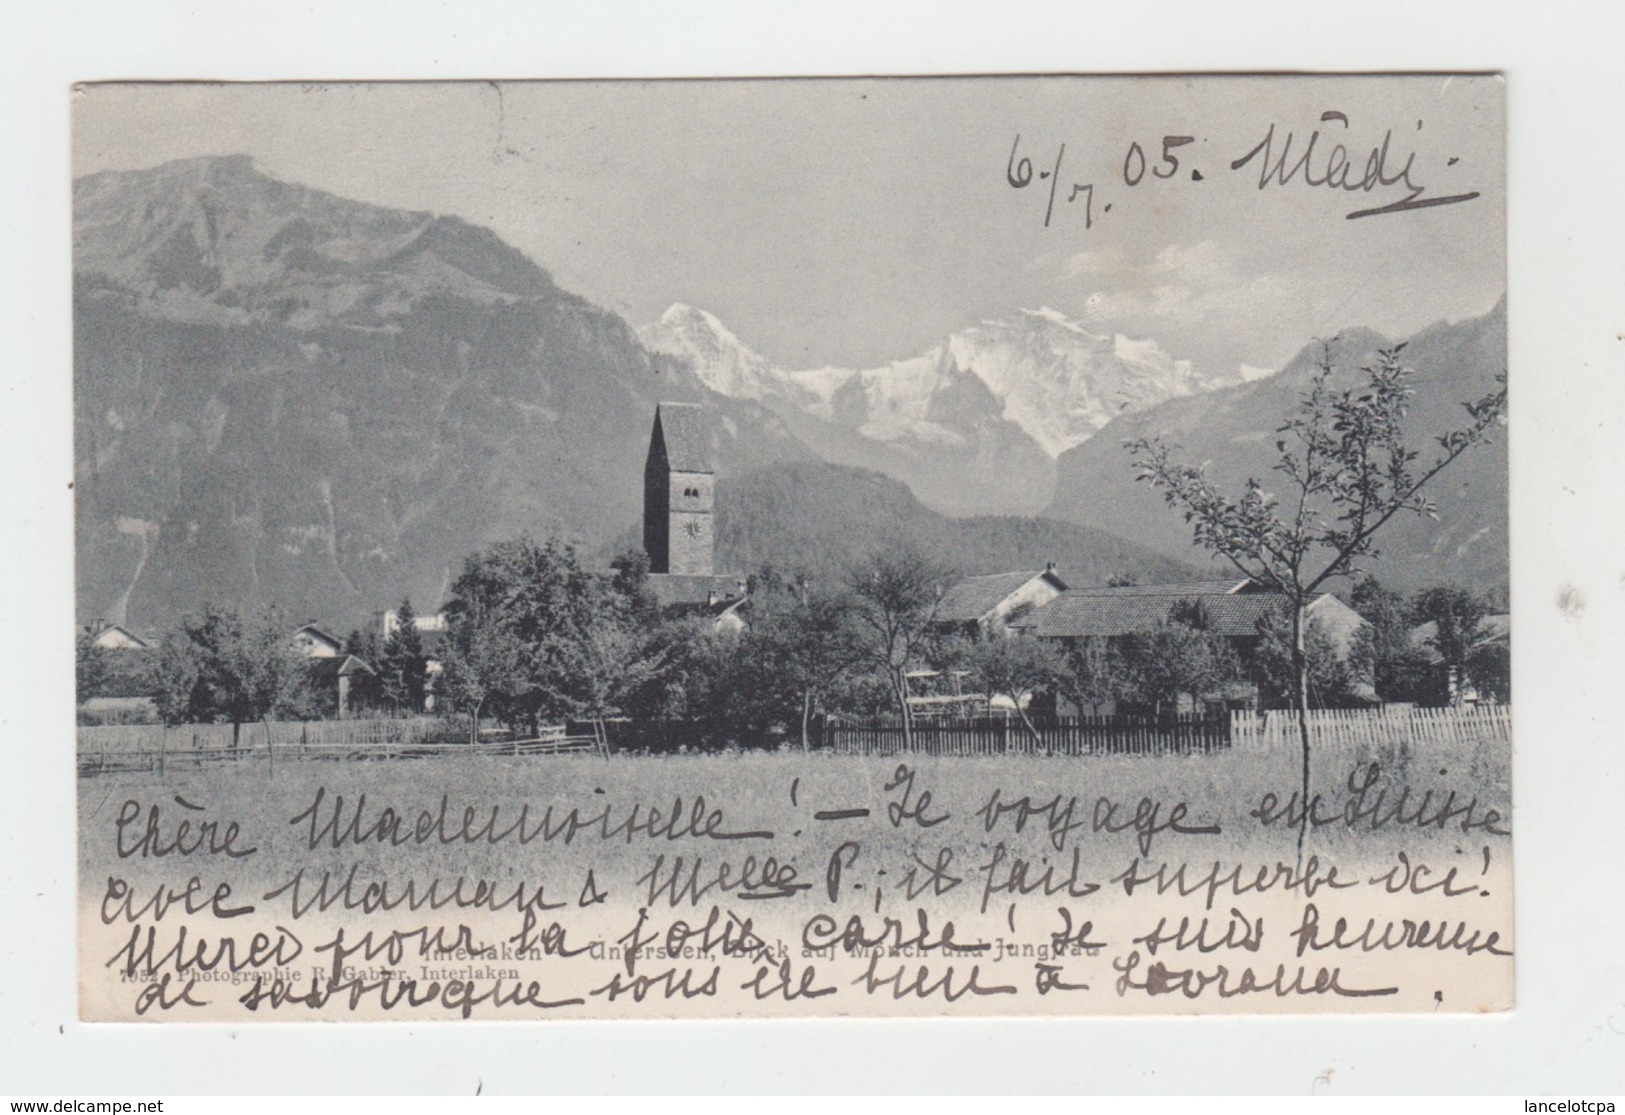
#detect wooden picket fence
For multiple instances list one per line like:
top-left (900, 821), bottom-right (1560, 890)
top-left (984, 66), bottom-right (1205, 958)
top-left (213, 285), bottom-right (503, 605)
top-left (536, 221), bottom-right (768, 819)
top-left (77, 706), bottom-right (1510, 772)
top-left (826, 706), bottom-right (1511, 759)
top-left (827, 714), bottom-right (1231, 757)
top-left (1229, 705), bottom-right (1512, 754)
top-left (76, 717), bottom-right (454, 754)
top-left (76, 717), bottom-right (608, 776)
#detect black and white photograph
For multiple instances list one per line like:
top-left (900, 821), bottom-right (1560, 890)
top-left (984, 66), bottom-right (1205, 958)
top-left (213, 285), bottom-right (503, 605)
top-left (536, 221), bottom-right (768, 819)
top-left (65, 75), bottom-right (1517, 1022)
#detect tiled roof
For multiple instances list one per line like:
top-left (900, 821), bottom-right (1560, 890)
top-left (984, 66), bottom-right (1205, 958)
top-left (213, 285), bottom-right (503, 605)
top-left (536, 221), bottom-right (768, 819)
top-left (1015, 586), bottom-right (1308, 638)
top-left (648, 573), bottom-right (746, 608)
top-left (936, 570), bottom-right (1052, 623)
top-left (294, 624), bottom-right (342, 647)
top-left (93, 624), bottom-right (153, 650)
top-left (653, 403), bottom-right (714, 473)
top-left (1063, 579), bottom-right (1255, 597)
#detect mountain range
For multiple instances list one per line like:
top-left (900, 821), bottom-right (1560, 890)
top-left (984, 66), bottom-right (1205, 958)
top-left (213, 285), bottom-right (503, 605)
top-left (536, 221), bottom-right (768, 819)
top-left (651, 296), bottom-right (1508, 594)
top-left (73, 156), bottom-right (1507, 634)
top-left (73, 156), bottom-right (1201, 632)
top-left (640, 301), bottom-right (1266, 515)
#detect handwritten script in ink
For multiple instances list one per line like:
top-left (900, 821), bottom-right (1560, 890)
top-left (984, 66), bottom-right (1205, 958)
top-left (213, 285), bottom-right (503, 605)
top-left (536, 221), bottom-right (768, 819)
top-left (1005, 110), bottom-right (1481, 230)
top-left (80, 753), bottom-right (1512, 1020)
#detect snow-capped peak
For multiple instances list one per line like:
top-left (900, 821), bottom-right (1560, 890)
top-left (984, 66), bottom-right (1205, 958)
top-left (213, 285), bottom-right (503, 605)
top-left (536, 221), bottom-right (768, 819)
top-left (641, 302), bottom-right (1273, 460)
top-left (641, 302), bottom-right (777, 399)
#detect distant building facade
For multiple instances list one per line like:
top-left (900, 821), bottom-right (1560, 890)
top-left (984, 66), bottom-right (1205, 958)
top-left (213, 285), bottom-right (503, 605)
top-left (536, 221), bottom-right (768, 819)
top-left (381, 609), bottom-right (447, 638)
top-left (291, 624), bottom-right (344, 658)
top-left (91, 624), bottom-right (152, 651)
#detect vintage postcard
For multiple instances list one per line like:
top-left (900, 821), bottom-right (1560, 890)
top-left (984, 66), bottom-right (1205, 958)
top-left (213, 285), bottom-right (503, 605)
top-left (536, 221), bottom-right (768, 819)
top-left (73, 76), bottom-right (1509, 1021)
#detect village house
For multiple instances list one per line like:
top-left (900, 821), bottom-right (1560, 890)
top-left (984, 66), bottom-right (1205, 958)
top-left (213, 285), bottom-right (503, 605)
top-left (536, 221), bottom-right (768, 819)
top-left (934, 565), bottom-right (1069, 637)
top-left (290, 622), bottom-right (375, 719)
top-left (291, 623), bottom-right (344, 658)
top-left (1011, 578), bottom-right (1371, 713)
top-left (91, 623), bottom-right (152, 651)
top-left (79, 623), bottom-right (160, 723)
top-left (646, 575), bottom-right (750, 633)
top-left (304, 653), bottom-right (377, 720)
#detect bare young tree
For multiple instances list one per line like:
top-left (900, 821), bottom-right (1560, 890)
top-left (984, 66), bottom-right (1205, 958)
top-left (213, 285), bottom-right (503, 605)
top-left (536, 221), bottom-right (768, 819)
top-left (1128, 344), bottom-right (1506, 855)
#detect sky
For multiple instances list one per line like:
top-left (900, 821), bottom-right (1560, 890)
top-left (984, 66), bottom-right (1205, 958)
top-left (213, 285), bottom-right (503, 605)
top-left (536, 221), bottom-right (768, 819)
top-left (73, 76), bottom-right (1504, 375)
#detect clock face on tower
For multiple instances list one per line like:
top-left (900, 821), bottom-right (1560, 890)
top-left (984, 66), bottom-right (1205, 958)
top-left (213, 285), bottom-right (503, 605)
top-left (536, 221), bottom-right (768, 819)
top-left (668, 512), bottom-right (712, 575)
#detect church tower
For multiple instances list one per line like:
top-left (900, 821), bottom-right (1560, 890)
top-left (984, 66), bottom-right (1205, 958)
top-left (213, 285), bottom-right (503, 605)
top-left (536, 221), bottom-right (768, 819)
top-left (643, 402), bottom-right (715, 576)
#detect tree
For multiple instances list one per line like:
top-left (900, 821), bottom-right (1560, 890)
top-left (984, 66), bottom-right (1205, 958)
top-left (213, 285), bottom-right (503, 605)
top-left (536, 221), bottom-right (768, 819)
top-left (1055, 637), bottom-right (1132, 717)
top-left (632, 619), bottom-right (755, 731)
top-left (575, 584), bottom-right (689, 727)
top-left (343, 625), bottom-right (383, 665)
top-left (151, 632), bottom-right (202, 726)
top-left (1114, 602), bottom-right (1241, 716)
top-left (1411, 585), bottom-right (1494, 706)
top-left (1254, 607), bottom-right (1364, 709)
top-left (745, 581), bottom-right (867, 749)
top-left (440, 536), bottom-right (601, 736)
top-left (1465, 634), bottom-right (1511, 705)
top-left (379, 598), bottom-right (429, 714)
top-left (75, 625), bottom-right (110, 701)
top-left (150, 604), bottom-right (312, 740)
top-left (1128, 343), bottom-right (1506, 854)
top-left (846, 545), bottom-right (953, 749)
top-left (437, 621), bottom-right (526, 744)
top-left (1349, 578), bottom-right (1435, 703)
top-left (609, 549), bottom-right (663, 626)
top-left (965, 636), bottom-right (1063, 743)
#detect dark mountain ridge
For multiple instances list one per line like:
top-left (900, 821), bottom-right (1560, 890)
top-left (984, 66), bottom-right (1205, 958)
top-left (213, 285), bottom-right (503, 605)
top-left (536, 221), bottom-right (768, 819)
top-left (1045, 300), bottom-right (1509, 593)
top-left (603, 460), bottom-right (1198, 589)
top-left (74, 156), bottom-right (810, 631)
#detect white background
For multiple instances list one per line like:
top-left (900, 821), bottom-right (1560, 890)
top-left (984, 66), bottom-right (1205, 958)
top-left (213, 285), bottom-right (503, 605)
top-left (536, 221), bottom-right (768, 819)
top-left (2, 0), bottom-right (1622, 1095)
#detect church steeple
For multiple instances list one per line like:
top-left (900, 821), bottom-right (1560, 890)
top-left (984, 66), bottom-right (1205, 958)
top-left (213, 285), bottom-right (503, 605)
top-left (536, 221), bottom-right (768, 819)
top-left (643, 403), bottom-right (715, 576)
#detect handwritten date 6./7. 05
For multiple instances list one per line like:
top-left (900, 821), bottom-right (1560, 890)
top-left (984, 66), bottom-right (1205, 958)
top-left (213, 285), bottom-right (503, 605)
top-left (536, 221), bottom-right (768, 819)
top-left (1006, 112), bottom-right (1479, 230)
top-left (1006, 132), bottom-right (1195, 230)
